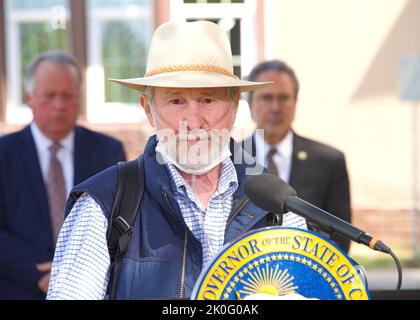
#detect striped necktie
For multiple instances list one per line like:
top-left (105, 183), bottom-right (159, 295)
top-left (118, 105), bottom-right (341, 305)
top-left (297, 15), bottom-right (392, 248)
top-left (47, 142), bottom-right (66, 243)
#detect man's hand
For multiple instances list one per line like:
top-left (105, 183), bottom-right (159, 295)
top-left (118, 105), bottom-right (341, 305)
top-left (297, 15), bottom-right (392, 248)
top-left (36, 261), bottom-right (52, 293)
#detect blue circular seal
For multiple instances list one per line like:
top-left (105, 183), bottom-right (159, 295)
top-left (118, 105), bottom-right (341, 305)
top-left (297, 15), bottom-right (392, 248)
top-left (192, 227), bottom-right (370, 300)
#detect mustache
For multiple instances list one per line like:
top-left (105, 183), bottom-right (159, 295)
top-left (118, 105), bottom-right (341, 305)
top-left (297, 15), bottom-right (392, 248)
top-left (268, 111), bottom-right (283, 118)
top-left (177, 129), bottom-right (216, 142)
top-left (155, 126), bottom-right (232, 144)
top-left (267, 112), bottom-right (284, 122)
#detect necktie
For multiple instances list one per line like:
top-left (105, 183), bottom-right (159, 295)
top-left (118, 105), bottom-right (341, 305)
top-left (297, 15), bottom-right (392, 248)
top-left (266, 148), bottom-right (279, 177)
top-left (266, 148), bottom-right (281, 226)
top-left (47, 142), bottom-right (66, 243)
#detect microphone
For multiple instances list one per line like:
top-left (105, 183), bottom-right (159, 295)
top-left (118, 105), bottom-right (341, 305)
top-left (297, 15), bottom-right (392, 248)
top-left (244, 173), bottom-right (391, 254)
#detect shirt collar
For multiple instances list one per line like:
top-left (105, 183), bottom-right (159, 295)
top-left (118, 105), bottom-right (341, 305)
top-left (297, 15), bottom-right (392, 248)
top-left (255, 129), bottom-right (294, 160)
top-left (30, 122), bottom-right (75, 153)
top-left (167, 158), bottom-right (238, 202)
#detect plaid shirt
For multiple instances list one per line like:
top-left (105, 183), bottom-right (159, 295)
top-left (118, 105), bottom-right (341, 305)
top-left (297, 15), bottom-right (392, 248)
top-left (167, 158), bottom-right (238, 268)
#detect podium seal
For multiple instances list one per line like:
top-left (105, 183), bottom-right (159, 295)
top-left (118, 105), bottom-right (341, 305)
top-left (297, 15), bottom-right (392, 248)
top-left (192, 227), bottom-right (369, 300)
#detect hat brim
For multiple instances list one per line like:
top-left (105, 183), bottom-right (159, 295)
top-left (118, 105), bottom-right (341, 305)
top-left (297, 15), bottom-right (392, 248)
top-left (109, 71), bottom-right (272, 92)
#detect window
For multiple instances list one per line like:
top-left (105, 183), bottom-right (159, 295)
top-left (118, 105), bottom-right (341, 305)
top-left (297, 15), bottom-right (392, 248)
top-left (187, 17), bottom-right (242, 77)
top-left (171, 0), bottom-right (257, 78)
top-left (2, 0), bottom-right (258, 125)
top-left (170, 0), bottom-right (260, 139)
top-left (86, 0), bottom-right (153, 123)
top-left (4, 0), bottom-right (70, 123)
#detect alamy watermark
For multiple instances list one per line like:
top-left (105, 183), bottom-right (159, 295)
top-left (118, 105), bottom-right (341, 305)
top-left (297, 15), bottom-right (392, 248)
top-left (155, 122), bottom-right (265, 175)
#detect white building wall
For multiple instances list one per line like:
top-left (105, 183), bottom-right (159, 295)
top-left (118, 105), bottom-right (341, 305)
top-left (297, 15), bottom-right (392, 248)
top-left (263, 0), bottom-right (420, 211)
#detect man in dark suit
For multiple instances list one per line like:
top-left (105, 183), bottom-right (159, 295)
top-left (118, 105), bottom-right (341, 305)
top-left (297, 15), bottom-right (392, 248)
top-left (244, 60), bottom-right (351, 253)
top-left (0, 51), bottom-right (126, 299)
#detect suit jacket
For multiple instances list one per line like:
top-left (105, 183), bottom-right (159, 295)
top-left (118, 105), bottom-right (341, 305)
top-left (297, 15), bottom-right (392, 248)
top-left (243, 132), bottom-right (352, 253)
top-left (0, 125), bottom-right (126, 299)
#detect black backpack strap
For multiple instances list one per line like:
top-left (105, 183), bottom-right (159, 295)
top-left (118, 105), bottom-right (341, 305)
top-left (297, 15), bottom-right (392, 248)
top-left (106, 156), bottom-right (145, 299)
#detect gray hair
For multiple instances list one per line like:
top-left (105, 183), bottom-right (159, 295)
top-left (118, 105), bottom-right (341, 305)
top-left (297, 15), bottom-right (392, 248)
top-left (24, 50), bottom-right (82, 94)
top-left (144, 86), bottom-right (155, 103)
top-left (246, 59), bottom-right (299, 103)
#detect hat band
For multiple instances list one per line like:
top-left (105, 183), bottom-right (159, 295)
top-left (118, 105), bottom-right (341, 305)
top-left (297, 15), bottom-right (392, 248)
top-left (144, 64), bottom-right (239, 79)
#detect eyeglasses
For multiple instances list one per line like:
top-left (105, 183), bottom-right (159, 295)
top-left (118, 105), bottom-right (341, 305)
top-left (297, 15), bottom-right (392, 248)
top-left (253, 93), bottom-right (294, 106)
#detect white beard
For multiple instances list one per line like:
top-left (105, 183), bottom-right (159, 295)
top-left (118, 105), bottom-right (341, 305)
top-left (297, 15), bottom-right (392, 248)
top-left (155, 128), bottom-right (232, 175)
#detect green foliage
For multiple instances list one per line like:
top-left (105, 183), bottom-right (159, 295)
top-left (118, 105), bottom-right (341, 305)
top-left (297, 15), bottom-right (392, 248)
top-left (102, 21), bottom-right (147, 103)
top-left (20, 22), bottom-right (68, 101)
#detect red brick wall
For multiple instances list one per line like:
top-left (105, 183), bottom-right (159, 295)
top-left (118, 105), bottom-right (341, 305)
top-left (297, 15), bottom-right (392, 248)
top-left (82, 122), bottom-right (153, 161)
top-left (353, 208), bottom-right (419, 249)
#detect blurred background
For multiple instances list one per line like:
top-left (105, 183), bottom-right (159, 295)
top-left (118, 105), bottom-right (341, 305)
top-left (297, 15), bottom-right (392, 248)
top-left (0, 0), bottom-right (419, 291)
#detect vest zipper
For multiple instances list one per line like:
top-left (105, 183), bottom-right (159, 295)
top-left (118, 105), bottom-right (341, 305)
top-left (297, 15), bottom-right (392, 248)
top-left (163, 192), bottom-right (248, 298)
top-left (179, 229), bottom-right (188, 299)
top-left (163, 192), bottom-right (188, 299)
top-left (226, 199), bottom-right (249, 226)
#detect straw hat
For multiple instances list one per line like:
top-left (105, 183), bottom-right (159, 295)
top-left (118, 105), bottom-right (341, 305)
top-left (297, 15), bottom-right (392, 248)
top-left (110, 20), bottom-right (272, 92)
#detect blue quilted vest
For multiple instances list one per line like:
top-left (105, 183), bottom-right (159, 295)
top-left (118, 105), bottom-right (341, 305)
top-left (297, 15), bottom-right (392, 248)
top-left (67, 136), bottom-right (270, 299)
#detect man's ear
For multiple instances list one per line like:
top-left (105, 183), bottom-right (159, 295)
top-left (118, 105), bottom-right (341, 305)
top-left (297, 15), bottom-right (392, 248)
top-left (233, 89), bottom-right (241, 115)
top-left (140, 94), bottom-right (155, 127)
top-left (24, 91), bottom-right (33, 110)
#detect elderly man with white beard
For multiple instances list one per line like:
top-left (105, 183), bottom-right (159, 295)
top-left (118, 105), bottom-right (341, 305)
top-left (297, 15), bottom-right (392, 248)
top-left (46, 20), bottom-right (307, 300)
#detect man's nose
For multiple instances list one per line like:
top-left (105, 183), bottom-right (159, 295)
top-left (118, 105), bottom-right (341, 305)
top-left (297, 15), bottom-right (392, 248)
top-left (184, 101), bottom-right (204, 130)
top-left (269, 97), bottom-right (284, 111)
top-left (52, 95), bottom-right (67, 109)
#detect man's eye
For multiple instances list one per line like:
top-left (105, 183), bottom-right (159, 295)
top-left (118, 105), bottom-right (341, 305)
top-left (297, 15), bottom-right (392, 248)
top-left (199, 98), bottom-right (215, 105)
top-left (261, 95), bottom-right (273, 102)
top-left (169, 99), bottom-right (182, 105)
top-left (63, 93), bottom-right (74, 100)
top-left (45, 93), bottom-right (55, 99)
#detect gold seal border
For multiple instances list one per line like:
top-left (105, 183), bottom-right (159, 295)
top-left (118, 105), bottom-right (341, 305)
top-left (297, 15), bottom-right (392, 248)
top-left (221, 252), bottom-right (344, 300)
top-left (195, 228), bottom-right (369, 300)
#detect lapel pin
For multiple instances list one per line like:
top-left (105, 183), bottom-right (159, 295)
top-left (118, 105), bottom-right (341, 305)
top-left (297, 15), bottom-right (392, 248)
top-left (297, 150), bottom-right (308, 161)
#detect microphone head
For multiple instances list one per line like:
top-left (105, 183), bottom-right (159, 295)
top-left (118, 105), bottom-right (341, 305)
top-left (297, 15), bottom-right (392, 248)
top-left (244, 173), bottom-right (297, 214)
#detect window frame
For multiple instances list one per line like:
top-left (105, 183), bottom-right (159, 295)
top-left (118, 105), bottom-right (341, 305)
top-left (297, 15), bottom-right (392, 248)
top-left (86, 1), bottom-right (154, 123)
top-left (170, 0), bottom-right (260, 78)
top-left (4, 0), bottom-right (71, 124)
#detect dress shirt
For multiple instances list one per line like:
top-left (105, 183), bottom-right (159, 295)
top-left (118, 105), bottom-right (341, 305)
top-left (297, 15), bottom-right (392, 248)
top-left (30, 122), bottom-right (74, 196)
top-left (254, 130), bottom-right (293, 183)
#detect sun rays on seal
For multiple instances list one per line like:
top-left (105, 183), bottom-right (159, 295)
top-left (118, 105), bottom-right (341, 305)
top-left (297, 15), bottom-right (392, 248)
top-left (238, 264), bottom-right (298, 297)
